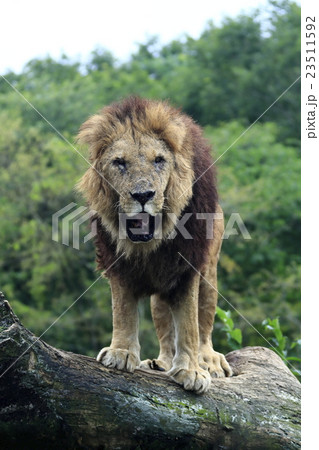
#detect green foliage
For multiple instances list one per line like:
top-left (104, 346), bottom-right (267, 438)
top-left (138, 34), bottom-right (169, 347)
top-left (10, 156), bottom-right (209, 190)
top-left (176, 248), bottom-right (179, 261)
top-left (0, 1), bottom-right (300, 364)
top-left (203, 121), bottom-right (300, 350)
top-left (216, 307), bottom-right (243, 350)
top-left (216, 309), bottom-right (301, 379)
top-left (262, 317), bottom-right (301, 379)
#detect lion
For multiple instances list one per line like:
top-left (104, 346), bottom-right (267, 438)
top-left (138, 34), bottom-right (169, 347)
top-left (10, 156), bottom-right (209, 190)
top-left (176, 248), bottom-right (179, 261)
top-left (76, 96), bottom-right (232, 394)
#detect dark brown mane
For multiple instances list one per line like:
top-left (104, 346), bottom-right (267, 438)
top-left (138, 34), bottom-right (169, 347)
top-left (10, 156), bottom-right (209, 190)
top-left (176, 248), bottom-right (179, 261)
top-left (104, 96), bottom-right (149, 124)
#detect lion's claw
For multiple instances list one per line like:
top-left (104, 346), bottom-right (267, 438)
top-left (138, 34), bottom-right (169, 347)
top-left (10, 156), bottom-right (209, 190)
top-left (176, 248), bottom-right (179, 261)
top-left (168, 366), bottom-right (211, 394)
top-left (140, 358), bottom-right (170, 372)
top-left (97, 347), bottom-right (140, 373)
top-left (199, 348), bottom-right (232, 378)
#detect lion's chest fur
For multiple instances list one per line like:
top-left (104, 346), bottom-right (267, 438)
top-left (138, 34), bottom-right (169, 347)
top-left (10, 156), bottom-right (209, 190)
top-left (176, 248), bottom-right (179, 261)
top-left (95, 213), bottom-right (209, 299)
top-left (111, 242), bottom-right (194, 298)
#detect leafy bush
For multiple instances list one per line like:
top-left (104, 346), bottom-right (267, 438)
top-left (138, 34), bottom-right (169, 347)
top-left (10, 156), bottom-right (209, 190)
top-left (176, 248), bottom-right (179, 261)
top-left (262, 317), bottom-right (301, 379)
top-left (216, 307), bottom-right (243, 350)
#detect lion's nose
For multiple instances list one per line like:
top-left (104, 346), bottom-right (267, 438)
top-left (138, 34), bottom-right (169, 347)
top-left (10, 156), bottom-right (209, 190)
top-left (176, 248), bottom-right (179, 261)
top-left (130, 190), bottom-right (155, 206)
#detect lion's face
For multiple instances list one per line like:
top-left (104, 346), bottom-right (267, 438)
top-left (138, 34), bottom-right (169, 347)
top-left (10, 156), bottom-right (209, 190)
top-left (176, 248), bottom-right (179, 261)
top-left (77, 98), bottom-right (195, 254)
top-left (99, 132), bottom-right (174, 242)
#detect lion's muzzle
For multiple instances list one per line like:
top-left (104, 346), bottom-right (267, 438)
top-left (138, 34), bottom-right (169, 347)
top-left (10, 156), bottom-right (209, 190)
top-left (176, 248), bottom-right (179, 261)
top-left (130, 190), bottom-right (155, 206)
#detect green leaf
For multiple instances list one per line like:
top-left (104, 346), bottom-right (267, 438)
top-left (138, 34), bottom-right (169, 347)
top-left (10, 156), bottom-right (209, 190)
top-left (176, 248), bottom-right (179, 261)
top-left (230, 328), bottom-right (242, 345)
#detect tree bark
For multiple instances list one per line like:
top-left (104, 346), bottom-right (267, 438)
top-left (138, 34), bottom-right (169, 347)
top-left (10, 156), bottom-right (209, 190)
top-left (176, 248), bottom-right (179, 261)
top-left (0, 292), bottom-right (300, 450)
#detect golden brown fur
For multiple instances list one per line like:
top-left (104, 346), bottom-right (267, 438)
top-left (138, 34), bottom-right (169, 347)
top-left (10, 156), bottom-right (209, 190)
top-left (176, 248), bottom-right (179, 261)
top-left (77, 97), bottom-right (232, 393)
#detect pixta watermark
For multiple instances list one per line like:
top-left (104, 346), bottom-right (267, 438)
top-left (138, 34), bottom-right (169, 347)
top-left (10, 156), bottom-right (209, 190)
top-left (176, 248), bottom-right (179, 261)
top-left (52, 204), bottom-right (251, 249)
top-left (52, 203), bottom-right (97, 250)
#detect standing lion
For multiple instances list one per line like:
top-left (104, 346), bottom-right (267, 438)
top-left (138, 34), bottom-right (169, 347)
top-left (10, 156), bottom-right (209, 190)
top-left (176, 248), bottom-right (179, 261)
top-left (77, 97), bottom-right (232, 394)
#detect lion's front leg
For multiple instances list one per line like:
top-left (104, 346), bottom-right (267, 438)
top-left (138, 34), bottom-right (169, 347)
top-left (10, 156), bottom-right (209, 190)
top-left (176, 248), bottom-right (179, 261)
top-left (168, 274), bottom-right (211, 394)
top-left (97, 276), bottom-right (140, 373)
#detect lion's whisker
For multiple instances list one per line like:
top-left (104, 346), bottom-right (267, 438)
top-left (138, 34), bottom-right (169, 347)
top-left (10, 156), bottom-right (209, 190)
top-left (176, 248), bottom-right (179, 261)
top-left (112, 200), bottom-right (121, 210)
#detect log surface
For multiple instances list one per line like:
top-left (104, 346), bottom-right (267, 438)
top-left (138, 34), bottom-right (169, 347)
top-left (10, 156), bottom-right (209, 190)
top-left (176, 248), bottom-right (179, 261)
top-left (0, 292), bottom-right (301, 449)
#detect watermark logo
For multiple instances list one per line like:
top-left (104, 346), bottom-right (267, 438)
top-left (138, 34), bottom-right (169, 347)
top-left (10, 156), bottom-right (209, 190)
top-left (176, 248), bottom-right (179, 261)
top-left (52, 205), bottom-right (251, 249)
top-left (118, 212), bottom-right (252, 241)
top-left (223, 213), bottom-right (251, 240)
top-left (52, 203), bottom-right (97, 249)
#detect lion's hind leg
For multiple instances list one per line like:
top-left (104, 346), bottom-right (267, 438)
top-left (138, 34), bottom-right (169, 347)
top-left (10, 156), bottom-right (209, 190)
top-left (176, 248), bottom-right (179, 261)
top-left (140, 294), bottom-right (175, 372)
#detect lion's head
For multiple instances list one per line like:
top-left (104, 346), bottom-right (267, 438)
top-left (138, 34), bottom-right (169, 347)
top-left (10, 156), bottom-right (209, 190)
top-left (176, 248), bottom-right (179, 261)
top-left (77, 97), bottom-right (196, 255)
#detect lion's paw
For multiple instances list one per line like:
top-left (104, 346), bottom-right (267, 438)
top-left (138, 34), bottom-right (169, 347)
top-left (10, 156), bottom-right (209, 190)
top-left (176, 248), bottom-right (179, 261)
top-left (97, 347), bottom-right (140, 373)
top-left (168, 366), bottom-right (211, 394)
top-left (140, 358), bottom-right (171, 372)
top-left (200, 348), bottom-right (232, 378)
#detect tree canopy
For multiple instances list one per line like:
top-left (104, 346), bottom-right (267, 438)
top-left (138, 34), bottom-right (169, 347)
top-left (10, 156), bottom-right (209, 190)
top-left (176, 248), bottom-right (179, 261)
top-left (0, 0), bottom-right (300, 370)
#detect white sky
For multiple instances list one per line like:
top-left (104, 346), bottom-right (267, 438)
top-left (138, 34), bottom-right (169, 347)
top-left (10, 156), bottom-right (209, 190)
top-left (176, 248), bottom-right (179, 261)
top-left (0, 0), bottom-right (279, 74)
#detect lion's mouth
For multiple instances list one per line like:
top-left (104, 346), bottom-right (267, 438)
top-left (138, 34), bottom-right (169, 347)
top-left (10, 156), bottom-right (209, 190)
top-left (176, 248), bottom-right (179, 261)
top-left (126, 213), bottom-right (155, 242)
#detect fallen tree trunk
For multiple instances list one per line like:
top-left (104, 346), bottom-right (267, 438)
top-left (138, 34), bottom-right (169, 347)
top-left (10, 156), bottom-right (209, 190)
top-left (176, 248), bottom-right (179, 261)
top-left (0, 292), bottom-right (300, 449)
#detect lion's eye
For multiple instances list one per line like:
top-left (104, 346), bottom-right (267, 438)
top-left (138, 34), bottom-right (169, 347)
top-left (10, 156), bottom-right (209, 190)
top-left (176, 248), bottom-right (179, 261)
top-left (113, 158), bottom-right (126, 170)
top-left (154, 156), bottom-right (165, 165)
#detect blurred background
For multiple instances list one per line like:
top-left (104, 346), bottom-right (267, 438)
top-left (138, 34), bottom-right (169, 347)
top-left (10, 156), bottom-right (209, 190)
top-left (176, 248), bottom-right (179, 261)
top-left (0, 1), bottom-right (300, 373)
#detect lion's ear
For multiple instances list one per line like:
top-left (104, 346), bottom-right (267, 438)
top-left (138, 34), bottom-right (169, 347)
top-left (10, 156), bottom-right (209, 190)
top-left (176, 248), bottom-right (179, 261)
top-left (77, 114), bottom-right (108, 161)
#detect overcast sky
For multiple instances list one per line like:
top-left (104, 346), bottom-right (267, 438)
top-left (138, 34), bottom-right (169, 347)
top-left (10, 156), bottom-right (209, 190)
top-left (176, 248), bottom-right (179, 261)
top-left (1, 0), bottom-right (298, 74)
top-left (0, 0), bottom-right (278, 74)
